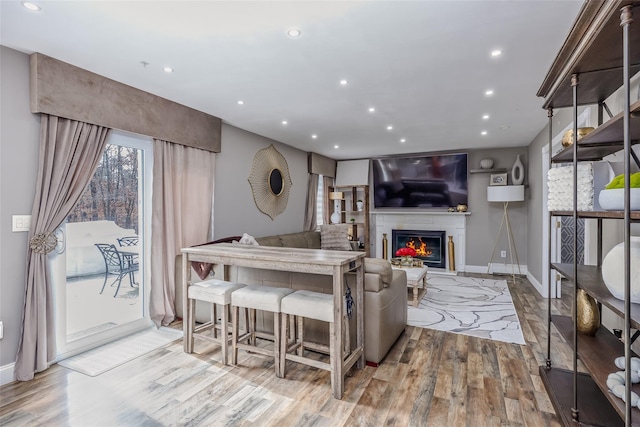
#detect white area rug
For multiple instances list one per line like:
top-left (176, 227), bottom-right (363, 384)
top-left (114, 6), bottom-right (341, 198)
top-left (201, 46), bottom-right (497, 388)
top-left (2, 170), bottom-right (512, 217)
top-left (58, 327), bottom-right (183, 376)
top-left (408, 275), bottom-right (526, 345)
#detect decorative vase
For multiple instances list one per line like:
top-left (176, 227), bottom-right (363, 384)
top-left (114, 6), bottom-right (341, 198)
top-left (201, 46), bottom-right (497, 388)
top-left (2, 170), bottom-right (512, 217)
top-left (330, 210), bottom-right (341, 224)
top-left (456, 203), bottom-right (468, 213)
top-left (356, 201), bottom-right (364, 211)
top-left (577, 289), bottom-right (600, 336)
top-left (480, 159), bottom-right (494, 169)
top-left (511, 155), bottom-right (524, 185)
top-left (382, 233), bottom-right (388, 260)
top-left (448, 236), bottom-right (455, 271)
top-left (602, 237), bottom-right (640, 303)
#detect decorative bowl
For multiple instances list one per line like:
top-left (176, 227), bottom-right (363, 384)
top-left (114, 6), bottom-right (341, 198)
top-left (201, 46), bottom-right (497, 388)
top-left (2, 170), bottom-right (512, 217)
top-left (456, 203), bottom-right (468, 212)
top-left (480, 159), bottom-right (494, 169)
top-left (598, 188), bottom-right (640, 211)
top-left (561, 127), bottom-right (595, 147)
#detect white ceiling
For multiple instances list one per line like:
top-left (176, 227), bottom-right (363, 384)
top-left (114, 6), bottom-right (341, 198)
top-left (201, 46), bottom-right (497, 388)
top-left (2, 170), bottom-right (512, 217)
top-left (0, 0), bottom-right (584, 160)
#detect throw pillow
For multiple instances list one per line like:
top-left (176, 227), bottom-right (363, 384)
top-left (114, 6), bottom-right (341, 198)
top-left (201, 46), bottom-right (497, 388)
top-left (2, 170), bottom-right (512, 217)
top-left (320, 224), bottom-right (352, 251)
top-left (238, 233), bottom-right (260, 246)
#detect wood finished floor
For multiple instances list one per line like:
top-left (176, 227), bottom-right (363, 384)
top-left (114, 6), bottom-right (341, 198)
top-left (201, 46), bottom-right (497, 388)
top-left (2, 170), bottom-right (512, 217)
top-left (0, 273), bottom-right (575, 426)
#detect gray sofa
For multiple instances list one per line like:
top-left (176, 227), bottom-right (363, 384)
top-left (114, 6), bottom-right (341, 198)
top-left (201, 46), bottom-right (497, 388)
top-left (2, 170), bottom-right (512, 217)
top-left (175, 230), bottom-right (408, 364)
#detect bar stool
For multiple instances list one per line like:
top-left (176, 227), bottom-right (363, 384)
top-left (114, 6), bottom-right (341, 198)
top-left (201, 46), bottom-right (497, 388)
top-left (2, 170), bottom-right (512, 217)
top-left (231, 285), bottom-right (294, 377)
top-left (279, 290), bottom-right (336, 379)
top-left (187, 278), bottom-right (246, 365)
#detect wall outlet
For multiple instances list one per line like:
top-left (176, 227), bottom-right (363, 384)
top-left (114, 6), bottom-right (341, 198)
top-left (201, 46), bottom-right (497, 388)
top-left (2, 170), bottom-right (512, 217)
top-left (12, 215), bottom-right (31, 232)
top-left (500, 250), bottom-right (507, 258)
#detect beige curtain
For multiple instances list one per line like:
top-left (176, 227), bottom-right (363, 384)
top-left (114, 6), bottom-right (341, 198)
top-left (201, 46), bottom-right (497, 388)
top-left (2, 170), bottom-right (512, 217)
top-left (150, 139), bottom-right (215, 326)
top-left (15, 115), bottom-right (111, 381)
top-left (323, 176), bottom-right (335, 225)
top-left (303, 174), bottom-right (319, 231)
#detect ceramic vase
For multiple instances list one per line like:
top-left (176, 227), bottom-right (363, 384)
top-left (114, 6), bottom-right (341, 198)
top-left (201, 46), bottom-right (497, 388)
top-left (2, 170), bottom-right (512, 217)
top-left (448, 236), bottom-right (455, 271)
top-left (512, 155), bottom-right (524, 185)
top-left (577, 289), bottom-right (600, 336)
top-left (602, 237), bottom-right (640, 302)
top-left (356, 201), bottom-right (364, 211)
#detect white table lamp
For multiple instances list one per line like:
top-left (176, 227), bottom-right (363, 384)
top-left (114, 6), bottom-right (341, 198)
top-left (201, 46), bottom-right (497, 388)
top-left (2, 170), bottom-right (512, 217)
top-left (487, 185), bottom-right (524, 281)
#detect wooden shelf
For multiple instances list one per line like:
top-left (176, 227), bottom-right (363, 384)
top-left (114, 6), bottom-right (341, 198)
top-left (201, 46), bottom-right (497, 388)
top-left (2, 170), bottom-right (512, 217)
top-left (552, 315), bottom-right (640, 424)
top-left (552, 263), bottom-right (640, 330)
top-left (550, 210), bottom-right (640, 220)
top-left (469, 168), bottom-right (507, 174)
top-left (329, 185), bottom-right (370, 256)
top-left (551, 100), bottom-right (640, 163)
top-left (540, 366), bottom-right (625, 427)
top-left (538, 1), bottom-right (640, 109)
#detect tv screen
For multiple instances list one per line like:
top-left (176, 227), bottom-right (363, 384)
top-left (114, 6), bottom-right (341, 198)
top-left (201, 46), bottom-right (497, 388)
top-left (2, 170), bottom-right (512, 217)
top-left (372, 153), bottom-right (468, 208)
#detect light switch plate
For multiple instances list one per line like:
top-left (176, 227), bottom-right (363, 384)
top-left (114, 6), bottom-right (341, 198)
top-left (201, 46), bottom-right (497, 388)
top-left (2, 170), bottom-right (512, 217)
top-left (12, 215), bottom-right (31, 232)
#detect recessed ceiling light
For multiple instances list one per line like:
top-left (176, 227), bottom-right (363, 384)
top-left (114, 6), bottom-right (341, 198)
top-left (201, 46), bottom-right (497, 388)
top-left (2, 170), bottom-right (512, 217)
top-left (311, 134), bottom-right (318, 139)
top-left (491, 49), bottom-right (502, 57)
top-left (368, 107), bottom-right (375, 113)
top-left (485, 89), bottom-right (494, 96)
top-left (282, 120), bottom-right (288, 125)
top-left (340, 79), bottom-right (348, 86)
top-left (237, 100), bottom-right (244, 105)
top-left (287, 28), bottom-right (301, 38)
top-left (21, 1), bottom-right (40, 11)
top-left (400, 138), bottom-right (406, 143)
top-left (334, 145), bottom-right (339, 149)
top-left (481, 131), bottom-right (488, 136)
top-left (163, 66), bottom-right (174, 73)
top-left (482, 114), bottom-right (490, 120)
top-left (386, 125), bottom-right (393, 131)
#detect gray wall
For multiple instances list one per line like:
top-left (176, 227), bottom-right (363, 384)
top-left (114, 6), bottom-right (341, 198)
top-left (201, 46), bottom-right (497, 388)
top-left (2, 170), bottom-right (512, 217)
top-left (466, 148), bottom-right (529, 269)
top-left (526, 107), bottom-right (573, 285)
top-left (0, 46), bottom-right (40, 367)
top-left (213, 124), bottom-right (308, 239)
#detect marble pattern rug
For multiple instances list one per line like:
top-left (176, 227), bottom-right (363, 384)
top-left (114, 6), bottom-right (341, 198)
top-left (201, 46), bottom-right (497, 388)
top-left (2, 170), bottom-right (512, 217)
top-left (408, 275), bottom-right (526, 345)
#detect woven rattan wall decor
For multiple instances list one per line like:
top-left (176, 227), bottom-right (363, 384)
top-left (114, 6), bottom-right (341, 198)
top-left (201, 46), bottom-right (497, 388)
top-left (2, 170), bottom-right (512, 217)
top-left (248, 144), bottom-right (292, 220)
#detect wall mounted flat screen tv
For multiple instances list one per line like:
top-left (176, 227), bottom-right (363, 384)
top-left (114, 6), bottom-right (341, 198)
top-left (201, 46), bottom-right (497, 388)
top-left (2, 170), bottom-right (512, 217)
top-left (372, 153), bottom-right (468, 208)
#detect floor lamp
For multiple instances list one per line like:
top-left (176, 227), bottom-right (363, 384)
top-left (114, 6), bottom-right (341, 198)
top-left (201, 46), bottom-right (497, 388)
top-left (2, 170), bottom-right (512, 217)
top-left (487, 185), bottom-right (525, 283)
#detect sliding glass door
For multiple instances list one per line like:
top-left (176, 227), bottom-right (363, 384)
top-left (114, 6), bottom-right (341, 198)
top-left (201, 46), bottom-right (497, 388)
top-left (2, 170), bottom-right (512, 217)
top-left (52, 130), bottom-right (153, 359)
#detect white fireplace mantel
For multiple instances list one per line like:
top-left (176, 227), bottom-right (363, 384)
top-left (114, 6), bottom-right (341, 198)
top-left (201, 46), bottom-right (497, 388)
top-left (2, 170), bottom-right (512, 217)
top-left (372, 211), bottom-right (469, 273)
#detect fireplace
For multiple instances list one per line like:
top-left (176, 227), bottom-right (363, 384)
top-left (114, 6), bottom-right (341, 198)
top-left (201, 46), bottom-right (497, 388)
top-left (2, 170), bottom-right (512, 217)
top-left (392, 229), bottom-right (446, 269)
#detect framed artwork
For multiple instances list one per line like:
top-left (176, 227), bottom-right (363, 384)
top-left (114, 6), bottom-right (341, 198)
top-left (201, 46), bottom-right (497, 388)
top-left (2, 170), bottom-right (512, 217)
top-left (490, 173), bottom-right (508, 186)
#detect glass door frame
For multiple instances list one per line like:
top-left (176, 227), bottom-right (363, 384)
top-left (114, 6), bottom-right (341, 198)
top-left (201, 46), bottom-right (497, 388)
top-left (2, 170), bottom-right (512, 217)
top-left (52, 130), bottom-right (154, 361)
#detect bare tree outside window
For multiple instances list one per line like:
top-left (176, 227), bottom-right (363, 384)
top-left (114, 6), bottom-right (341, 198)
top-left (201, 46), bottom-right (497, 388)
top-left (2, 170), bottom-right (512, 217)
top-left (67, 144), bottom-right (139, 232)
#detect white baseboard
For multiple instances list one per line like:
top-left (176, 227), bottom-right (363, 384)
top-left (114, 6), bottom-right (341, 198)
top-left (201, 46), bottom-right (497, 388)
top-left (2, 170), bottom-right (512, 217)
top-left (465, 264), bottom-right (528, 276)
top-left (527, 271), bottom-right (547, 298)
top-left (0, 362), bottom-right (15, 386)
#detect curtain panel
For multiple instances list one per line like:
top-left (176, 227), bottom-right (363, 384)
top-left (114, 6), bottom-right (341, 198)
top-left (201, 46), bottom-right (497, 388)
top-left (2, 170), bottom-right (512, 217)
top-left (303, 174), bottom-right (319, 231)
top-left (323, 176), bottom-right (335, 225)
top-left (150, 139), bottom-right (216, 326)
top-left (15, 115), bottom-right (111, 381)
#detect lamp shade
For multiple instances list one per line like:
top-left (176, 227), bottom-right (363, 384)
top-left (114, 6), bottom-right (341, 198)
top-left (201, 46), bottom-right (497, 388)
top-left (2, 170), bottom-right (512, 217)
top-left (487, 185), bottom-right (524, 202)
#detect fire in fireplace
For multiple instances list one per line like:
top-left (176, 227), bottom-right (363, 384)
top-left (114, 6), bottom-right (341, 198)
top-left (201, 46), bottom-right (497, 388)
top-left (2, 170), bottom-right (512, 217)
top-left (392, 229), bottom-right (446, 269)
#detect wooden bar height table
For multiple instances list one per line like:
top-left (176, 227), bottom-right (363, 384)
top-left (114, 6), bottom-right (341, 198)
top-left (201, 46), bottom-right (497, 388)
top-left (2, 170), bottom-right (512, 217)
top-left (181, 243), bottom-right (365, 399)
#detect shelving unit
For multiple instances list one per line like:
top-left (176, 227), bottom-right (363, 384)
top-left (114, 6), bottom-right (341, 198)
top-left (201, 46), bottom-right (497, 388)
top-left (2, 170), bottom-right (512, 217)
top-left (537, 1), bottom-right (640, 425)
top-left (328, 185), bottom-right (370, 256)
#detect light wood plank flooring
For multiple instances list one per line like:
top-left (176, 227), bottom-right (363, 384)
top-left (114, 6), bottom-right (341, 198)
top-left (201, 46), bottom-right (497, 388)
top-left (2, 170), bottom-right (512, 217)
top-left (0, 273), bottom-right (575, 426)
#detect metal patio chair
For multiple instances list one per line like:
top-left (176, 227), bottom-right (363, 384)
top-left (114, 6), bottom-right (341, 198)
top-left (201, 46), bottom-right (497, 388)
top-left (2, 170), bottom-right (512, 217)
top-left (95, 243), bottom-right (138, 297)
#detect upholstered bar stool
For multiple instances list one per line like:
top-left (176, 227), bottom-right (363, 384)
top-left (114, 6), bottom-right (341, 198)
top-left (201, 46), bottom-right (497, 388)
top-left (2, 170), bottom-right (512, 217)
top-left (187, 278), bottom-right (246, 365)
top-left (231, 285), bottom-right (294, 377)
top-left (279, 290), bottom-right (336, 380)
